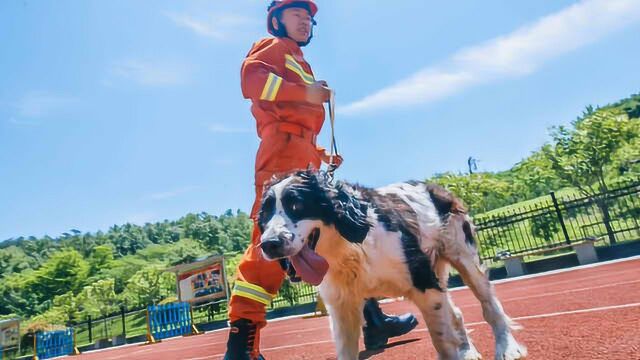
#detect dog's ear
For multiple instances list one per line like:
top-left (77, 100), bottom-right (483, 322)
top-left (331, 185), bottom-right (370, 243)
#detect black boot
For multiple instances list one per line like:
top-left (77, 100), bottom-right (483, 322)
top-left (362, 298), bottom-right (419, 350)
top-left (223, 319), bottom-right (265, 360)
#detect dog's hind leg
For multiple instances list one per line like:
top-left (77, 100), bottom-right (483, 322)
top-left (443, 215), bottom-right (527, 360)
top-left (411, 288), bottom-right (462, 360)
top-left (324, 298), bottom-right (363, 360)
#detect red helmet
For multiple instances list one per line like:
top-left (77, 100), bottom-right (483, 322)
top-left (267, 0), bottom-right (318, 36)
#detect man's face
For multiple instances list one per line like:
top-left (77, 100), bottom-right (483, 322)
top-left (275, 7), bottom-right (312, 43)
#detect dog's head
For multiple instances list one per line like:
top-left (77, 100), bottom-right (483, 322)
top-left (258, 170), bottom-right (370, 262)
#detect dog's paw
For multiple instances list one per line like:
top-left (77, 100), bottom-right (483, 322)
top-left (495, 334), bottom-right (527, 360)
top-left (461, 347), bottom-right (483, 360)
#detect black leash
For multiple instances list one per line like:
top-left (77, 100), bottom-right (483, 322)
top-left (326, 90), bottom-right (339, 183)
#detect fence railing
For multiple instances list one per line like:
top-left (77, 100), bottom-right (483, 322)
top-left (474, 178), bottom-right (640, 261)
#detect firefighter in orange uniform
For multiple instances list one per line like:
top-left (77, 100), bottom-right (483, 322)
top-left (225, 2), bottom-right (417, 359)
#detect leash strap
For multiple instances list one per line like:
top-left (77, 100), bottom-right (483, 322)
top-left (327, 90), bottom-right (339, 183)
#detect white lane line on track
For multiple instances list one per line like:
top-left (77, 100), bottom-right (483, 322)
top-left (457, 278), bottom-right (640, 309)
top-left (195, 302), bottom-right (640, 359)
top-left (411, 301), bottom-right (640, 334)
top-left (229, 302), bottom-right (640, 359)
top-left (509, 301), bottom-right (640, 322)
top-left (448, 255), bottom-right (640, 293)
top-left (110, 257), bottom-right (640, 360)
top-left (204, 339), bottom-right (334, 359)
top-left (452, 267), bottom-right (640, 298)
top-left (487, 255), bottom-right (640, 285)
top-left (101, 347), bottom-right (154, 359)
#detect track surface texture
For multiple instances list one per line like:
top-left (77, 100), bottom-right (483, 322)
top-left (67, 257), bottom-right (640, 359)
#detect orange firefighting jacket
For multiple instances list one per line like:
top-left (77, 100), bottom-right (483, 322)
top-left (241, 37), bottom-right (325, 140)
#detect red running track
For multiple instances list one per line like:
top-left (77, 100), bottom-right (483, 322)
top-left (67, 257), bottom-right (640, 359)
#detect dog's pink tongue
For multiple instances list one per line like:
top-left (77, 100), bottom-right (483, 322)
top-left (290, 244), bottom-right (329, 286)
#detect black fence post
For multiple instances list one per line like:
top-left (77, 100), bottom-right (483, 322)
top-left (88, 315), bottom-right (92, 343)
top-left (121, 306), bottom-right (126, 338)
top-left (550, 192), bottom-right (571, 245)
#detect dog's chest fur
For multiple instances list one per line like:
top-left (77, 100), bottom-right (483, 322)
top-left (319, 182), bottom-right (446, 300)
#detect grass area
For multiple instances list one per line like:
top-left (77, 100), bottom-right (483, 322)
top-left (483, 187), bottom-right (581, 217)
top-left (72, 309), bottom-right (148, 347)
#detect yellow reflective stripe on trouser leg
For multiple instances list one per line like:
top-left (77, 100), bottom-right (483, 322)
top-left (259, 73), bottom-right (283, 101)
top-left (232, 280), bottom-right (276, 306)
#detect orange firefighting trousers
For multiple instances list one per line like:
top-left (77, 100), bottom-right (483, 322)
top-left (228, 128), bottom-right (322, 328)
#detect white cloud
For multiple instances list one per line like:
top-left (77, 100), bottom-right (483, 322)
top-left (15, 92), bottom-right (77, 118)
top-left (110, 59), bottom-right (193, 87)
top-left (342, 0), bottom-right (640, 114)
top-left (150, 186), bottom-right (199, 200)
top-left (207, 123), bottom-right (253, 134)
top-left (165, 12), bottom-right (255, 40)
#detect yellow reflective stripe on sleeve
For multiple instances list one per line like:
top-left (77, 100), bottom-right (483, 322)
top-left (285, 54), bottom-right (315, 84)
top-left (235, 280), bottom-right (275, 296)
top-left (260, 73), bottom-right (283, 101)
top-left (233, 289), bottom-right (271, 305)
top-left (232, 280), bottom-right (275, 306)
top-left (269, 75), bottom-right (282, 101)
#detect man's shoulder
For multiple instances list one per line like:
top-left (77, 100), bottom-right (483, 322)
top-left (246, 37), bottom-right (289, 58)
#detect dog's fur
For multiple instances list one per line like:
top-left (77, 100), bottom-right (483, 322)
top-left (258, 170), bottom-right (527, 360)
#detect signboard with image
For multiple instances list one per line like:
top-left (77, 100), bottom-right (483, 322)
top-left (167, 255), bottom-right (229, 305)
top-left (0, 318), bottom-right (21, 351)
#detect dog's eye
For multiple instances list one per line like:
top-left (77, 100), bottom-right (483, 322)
top-left (292, 202), bottom-right (303, 212)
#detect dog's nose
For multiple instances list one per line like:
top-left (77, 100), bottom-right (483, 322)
top-left (260, 238), bottom-right (282, 254)
top-left (260, 232), bottom-right (293, 257)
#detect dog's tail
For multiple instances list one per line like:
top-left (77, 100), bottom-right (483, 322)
top-left (423, 183), bottom-right (485, 274)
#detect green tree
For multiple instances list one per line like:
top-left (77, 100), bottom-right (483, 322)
top-left (0, 246), bottom-right (37, 276)
top-left (278, 279), bottom-right (301, 307)
top-left (120, 267), bottom-right (175, 308)
top-left (32, 249), bottom-right (90, 302)
top-left (511, 147), bottom-right (567, 199)
top-left (52, 291), bottom-right (81, 324)
top-left (78, 279), bottom-right (118, 338)
top-left (530, 212), bottom-right (560, 243)
top-left (430, 172), bottom-right (514, 214)
top-left (88, 245), bottom-right (115, 276)
top-left (543, 108), bottom-right (639, 243)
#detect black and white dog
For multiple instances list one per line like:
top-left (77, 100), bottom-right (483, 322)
top-left (258, 170), bottom-right (526, 360)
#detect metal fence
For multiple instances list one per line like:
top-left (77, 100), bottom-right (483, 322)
top-left (474, 178), bottom-right (640, 261)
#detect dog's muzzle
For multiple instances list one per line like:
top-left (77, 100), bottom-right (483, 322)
top-left (260, 231), bottom-right (293, 259)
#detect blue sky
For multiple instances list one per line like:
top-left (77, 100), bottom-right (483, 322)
top-left (2, 0), bottom-right (640, 241)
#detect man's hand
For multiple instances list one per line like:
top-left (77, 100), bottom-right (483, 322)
top-left (306, 80), bottom-right (331, 104)
top-left (321, 152), bottom-right (343, 168)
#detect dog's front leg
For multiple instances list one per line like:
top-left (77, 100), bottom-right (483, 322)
top-left (411, 289), bottom-right (462, 360)
top-left (325, 299), bottom-right (363, 360)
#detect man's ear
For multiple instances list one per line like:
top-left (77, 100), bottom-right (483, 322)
top-left (331, 185), bottom-right (370, 243)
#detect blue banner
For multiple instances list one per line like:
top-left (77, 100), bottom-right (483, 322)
top-left (148, 302), bottom-right (193, 340)
top-left (35, 328), bottom-right (74, 360)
